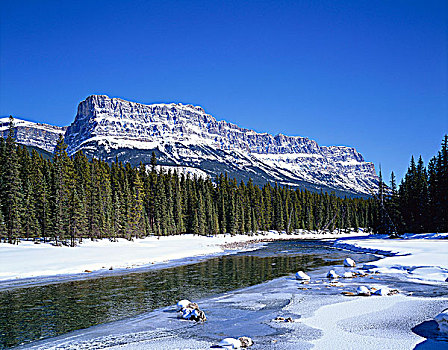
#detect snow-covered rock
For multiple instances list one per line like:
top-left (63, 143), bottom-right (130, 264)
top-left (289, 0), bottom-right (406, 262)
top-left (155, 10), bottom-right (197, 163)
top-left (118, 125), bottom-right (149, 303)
top-left (356, 286), bottom-right (371, 296)
top-left (343, 271), bottom-right (355, 278)
top-left (372, 288), bottom-right (389, 296)
top-left (176, 299), bottom-right (190, 311)
top-left (178, 300), bottom-right (206, 322)
top-left (0, 117), bottom-right (66, 153)
top-left (181, 307), bottom-right (194, 320)
top-left (344, 258), bottom-right (356, 267)
top-left (327, 270), bottom-right (340, 279)
top-left (435, 308), bottom-right (448, 334)
top-left (218, 338), bottom-right (242, 349)
top-left (295, 271), bottom-right (310, 280)
top-left (61, 95), bottom-right (379, 196)
top-left (190, 308), bottom-right (207, 322)
top-left (217, 337), bottom-right (253, 349)
top-left (238, 336), bottom-right (253, 348)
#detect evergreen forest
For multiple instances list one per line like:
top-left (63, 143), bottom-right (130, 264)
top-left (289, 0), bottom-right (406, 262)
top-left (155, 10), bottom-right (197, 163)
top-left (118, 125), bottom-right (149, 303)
top-left (0, 117), bottom-right (447, 245)
top-left (380, 135), bottom-right (448, 235)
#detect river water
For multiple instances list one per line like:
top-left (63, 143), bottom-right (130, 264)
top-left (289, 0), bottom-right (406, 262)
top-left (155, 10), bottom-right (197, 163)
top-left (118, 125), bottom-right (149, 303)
top-left (0, 240), bottom-right (380, 348)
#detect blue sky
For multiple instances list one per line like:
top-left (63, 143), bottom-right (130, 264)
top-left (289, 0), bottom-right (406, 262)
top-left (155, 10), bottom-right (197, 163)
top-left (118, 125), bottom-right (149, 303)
top-left (1, 0), bottom-right (447, 182)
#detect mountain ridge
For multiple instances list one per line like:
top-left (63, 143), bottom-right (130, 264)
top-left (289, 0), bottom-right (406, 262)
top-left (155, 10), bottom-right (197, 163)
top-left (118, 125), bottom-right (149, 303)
top-left (1, 95), bottom-right (379, 197)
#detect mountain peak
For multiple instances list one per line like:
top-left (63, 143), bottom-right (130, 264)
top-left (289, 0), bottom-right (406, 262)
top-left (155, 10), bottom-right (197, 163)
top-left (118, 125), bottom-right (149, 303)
top-left (2, 96), bottom-right (378, 196)
top-left (63, 95), bottom-right (378, 196)
top-left (0, 117), bottom-right (66, 153)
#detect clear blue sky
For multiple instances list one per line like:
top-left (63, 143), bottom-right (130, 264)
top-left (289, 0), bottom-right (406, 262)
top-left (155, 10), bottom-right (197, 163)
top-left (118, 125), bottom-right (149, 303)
top-left (1, 0), bottom-right (447, 182)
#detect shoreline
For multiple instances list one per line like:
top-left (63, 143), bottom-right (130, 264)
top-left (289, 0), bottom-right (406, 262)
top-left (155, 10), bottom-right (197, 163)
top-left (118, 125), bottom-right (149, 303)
top-left (334, 233), bottom-right (448, 285)
top-left (0, 231), bottom-right (369, 286)
top-left (21, 234), bottom-right (448, 349)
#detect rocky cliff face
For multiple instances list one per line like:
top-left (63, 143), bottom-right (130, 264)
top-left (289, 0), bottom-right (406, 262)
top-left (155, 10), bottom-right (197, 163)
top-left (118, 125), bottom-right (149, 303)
top-left (64, 95), bottom-right (378, 196)
top-left (0, 118), bottom-right (66, 153)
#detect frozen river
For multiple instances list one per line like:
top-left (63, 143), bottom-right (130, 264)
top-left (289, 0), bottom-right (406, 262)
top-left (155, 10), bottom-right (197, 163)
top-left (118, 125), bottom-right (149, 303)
top-left (1, 239), bottom-right (446, 349)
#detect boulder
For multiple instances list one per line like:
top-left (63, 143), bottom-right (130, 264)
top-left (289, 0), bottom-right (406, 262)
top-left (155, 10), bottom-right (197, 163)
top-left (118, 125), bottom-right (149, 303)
top-left (176, 299), bottom-right (191, 311)
top-left (218, 338), bottom-right (242, 349)
top-left (186, 302), bottom-right (199, 310)
top-left (343, 258), bottom-right (356, 267)
top-left (341, 291), bottom-right (356, 296)
top-left (295, 271), bottom-right (310, 280)
top-left (327, 270), bottom-right (340, 279)
top-left (435, 309), bottom-right (448, 333)
top-left (238, 336), bottom-right (253, 347)
top-left (372, 288), bottom-right (389, 296)
top-left (343, 271), bottom-right (354, 278)
top-left (217, 337), bottom-right (253, 349)
top-left (178, 300), bottom-right (206, 322)
top-left (182, 307), bottom-right (194, 320)
top-left (190, 309), bottom-right (206, 322)
top-left (356, 286), bottom-right (371, 296)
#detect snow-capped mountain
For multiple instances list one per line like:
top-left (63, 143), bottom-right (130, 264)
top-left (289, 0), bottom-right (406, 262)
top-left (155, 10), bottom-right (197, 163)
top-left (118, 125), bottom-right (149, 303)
top-left (0, 117), bottom-right (66, 153)
top-left (63, 95), bottom-right (378, 196)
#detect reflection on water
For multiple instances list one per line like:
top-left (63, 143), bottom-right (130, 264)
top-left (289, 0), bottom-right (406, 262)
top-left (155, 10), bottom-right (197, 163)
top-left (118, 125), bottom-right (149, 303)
top-left (0, 240), bottom-right (369, 348)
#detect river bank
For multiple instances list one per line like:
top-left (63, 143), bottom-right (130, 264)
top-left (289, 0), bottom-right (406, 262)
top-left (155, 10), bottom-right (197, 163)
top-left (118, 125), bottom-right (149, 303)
top-left (335, 232), bottom-right (448, 284)
top-left (15, 233), bottom-right (448, 349)
top-left (0, 230), bottom-right (367, 283)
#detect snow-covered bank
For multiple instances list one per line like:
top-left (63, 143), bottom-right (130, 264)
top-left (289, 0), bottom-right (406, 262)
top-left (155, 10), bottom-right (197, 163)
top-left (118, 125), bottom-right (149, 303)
top-left (0, 231), bottom-right (367, 282)
top-left (11, 233), bottom-right (448, 349)
top-left (24, 262), bottom-right (448, 350)
top-left (335, 233), bottom-right (448, 284)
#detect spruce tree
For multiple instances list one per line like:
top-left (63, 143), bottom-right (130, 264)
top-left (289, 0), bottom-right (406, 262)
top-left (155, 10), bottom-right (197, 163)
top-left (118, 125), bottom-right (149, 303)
top-left (2, 117), bottom-right (22, 243)
top-left (387, 172), bottom-right (401, 234)
top-left (21, 178), bottom-right (39, 239)
top-left (51, 135), bottom-right (74, 244)
top-left (130, 172), bottom-right (145, 238)
top-left (150, 151), bottom-right (157, 172)
top-left (438, 136), bottom-right (448, 231)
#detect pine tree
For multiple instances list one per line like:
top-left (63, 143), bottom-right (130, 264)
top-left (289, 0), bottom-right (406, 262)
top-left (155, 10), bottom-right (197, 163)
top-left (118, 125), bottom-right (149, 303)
top-left (262, 184), bottom-right (273, 229)
top-left (69, 187), bottom-right (86, 246)
top-left (51, 135), bottom-right (74, 244)
top-left (111, 192), bottom-right (122, 240)
top-left (273, 184), bottom-right (284, 231)
top-left (196, 190), bottom-right (206, 235)
top-left (150, 151), bottom-right (157, 172)
top-left (88, 160), bottom-right (102, 239)
top-left (21, 178), bottom-right (39, 239)
top-left (130, 172), bottom-right (145, 238)
top-left (387, 171), bottom-right (401, 234)
top-left (414, 156), bottom-right (428, 232)
top-left (2, 116), bottom-right (22, 243)
top-left (173, 176), bottom-right (185, 234)
top-left (437, 135), bottom-right (448, 231)
top-left (375, 168), bottom-right (389, 234)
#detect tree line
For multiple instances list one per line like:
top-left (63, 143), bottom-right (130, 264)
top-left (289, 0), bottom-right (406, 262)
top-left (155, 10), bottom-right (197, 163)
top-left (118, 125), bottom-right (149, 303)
top-left (0, 117), bottom-right (380, 245)
top-left (1, 117), bottom-right (446, 245)
top-left (380, 135), bottom-right (448, 234)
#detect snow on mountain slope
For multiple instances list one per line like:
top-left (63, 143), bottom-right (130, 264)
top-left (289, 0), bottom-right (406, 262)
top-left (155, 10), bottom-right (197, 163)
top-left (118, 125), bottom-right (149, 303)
top-left (0, 117), bottom-right (66, 153)
top-left (64, 95), bottom-right (379, 195)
